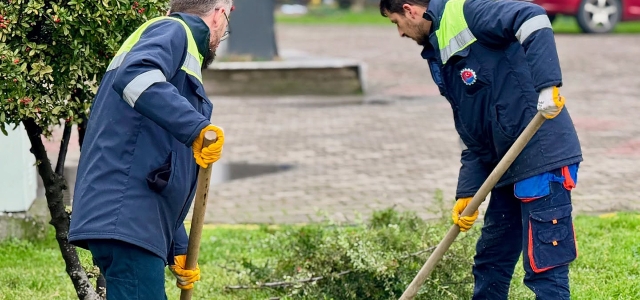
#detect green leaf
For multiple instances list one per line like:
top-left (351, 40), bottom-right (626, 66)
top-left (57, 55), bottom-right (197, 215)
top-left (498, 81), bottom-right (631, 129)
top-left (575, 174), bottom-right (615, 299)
top-left (0, 111), bottom-right (5, 123)
top-left (40, 66), bottom-right (53, 75)
top-left (52, 106), bottom-right (62, 115)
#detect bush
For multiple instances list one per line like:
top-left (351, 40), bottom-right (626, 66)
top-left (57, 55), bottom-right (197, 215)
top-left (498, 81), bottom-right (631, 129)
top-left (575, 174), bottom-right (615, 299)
top-left (0, 0), bottom-right (167, 134)
top-left (224, 207), bottom-right (480, 300)
top-left (0, 1), bottom-right (168, 298)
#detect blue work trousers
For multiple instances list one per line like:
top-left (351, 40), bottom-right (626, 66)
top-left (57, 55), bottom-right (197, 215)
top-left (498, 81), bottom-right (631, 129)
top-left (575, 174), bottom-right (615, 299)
top-left (472, 165), bottom-right (579, 300)
top-left (87, 239), bottom-right (168, 300)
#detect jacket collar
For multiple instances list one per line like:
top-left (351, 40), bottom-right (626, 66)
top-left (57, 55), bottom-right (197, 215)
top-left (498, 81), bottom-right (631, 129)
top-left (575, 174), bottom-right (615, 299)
top-left (420, 0), bottom-right (448, 60)
top-left (169, 12), bottom-right (210, 60)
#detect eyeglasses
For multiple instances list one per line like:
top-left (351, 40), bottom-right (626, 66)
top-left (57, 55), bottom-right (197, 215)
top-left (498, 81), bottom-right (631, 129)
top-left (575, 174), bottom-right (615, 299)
top-left (221, 11), bottom-right (230, 41)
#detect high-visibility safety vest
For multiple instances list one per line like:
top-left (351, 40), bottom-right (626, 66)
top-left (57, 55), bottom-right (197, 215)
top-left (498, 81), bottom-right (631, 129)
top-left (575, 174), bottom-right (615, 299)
top-left (106, 16), bottom-right (204, 83)
top-left (435, 0), bottom-right (553, 65)
top-left (435, 0), bottom-right (476, 64)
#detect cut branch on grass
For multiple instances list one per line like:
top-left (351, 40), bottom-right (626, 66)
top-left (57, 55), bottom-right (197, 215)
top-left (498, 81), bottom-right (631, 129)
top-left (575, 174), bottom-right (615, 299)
top-left (224, 271), bottom-right (352, 290)
top-left (223, 245), bottom-right (440, 292)
top-left (217, 264), bottom-right (244, 274)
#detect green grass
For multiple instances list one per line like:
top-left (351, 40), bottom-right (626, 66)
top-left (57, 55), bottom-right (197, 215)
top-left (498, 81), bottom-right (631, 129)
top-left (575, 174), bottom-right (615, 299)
top-left (551, 15), bottom-right (640, 34)
top-left (275, 7), bottom-right (389, 25)
top-left (275, 7), bottom-right (640, 33)
top-left (1, 213), bottom-right (639, 299)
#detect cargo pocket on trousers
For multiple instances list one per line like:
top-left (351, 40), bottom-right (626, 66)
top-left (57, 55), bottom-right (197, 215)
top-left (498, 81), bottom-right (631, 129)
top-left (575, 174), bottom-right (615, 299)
top-left (527, 204), bottom-right (577, 273)
top-left (146, 151), bottom-right (175, 193)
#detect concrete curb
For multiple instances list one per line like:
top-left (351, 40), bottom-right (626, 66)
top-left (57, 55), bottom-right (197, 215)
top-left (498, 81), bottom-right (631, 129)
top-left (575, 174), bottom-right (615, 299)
top-left (203, 49), bottom-right (367, 96)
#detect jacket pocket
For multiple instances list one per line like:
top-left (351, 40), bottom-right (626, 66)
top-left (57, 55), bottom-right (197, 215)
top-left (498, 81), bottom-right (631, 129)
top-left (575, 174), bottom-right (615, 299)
top-left (146, 151), bottom-right (176, 193)
top-left (527, 204), bottom-right (577, 273)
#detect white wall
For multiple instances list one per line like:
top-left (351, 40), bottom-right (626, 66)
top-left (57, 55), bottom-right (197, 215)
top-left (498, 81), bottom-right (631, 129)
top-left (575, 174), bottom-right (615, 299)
top-left (0, 123), bottom-right (37, 212)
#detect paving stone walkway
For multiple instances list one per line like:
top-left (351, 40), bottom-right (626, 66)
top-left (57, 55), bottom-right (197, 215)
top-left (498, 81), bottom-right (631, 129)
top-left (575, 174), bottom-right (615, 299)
top-left (44, 25), bottom-right (640, 224)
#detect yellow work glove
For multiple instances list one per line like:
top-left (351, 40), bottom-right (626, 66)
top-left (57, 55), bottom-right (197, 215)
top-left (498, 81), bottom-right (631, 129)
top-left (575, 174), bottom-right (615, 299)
top-left (537, 86), bottom-right (565, 119)
top-left (192, 124), bottom-right (224, 169)
top-left (169, 255), bottom-right (201, 290)
top-left (452, 196), bottom-right (479, 232)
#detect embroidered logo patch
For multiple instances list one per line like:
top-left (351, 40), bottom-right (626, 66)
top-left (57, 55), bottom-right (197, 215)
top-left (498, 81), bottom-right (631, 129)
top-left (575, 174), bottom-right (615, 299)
top-left (460, 68), bottom-right (477, 85)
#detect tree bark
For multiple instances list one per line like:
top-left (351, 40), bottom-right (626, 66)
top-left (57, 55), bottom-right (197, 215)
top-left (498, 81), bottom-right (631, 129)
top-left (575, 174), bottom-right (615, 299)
top-left (351, 0), bottom-right (366, 12)
top-left (22, 118), bottom-right (102, 300)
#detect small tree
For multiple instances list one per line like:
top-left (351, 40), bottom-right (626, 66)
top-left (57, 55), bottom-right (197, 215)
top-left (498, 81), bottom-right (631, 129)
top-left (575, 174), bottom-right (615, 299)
top-left (1, 0), bottom-right (167, 298)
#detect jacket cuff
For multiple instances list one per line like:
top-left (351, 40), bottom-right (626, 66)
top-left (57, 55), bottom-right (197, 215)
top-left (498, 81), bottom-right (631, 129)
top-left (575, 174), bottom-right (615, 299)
top-left (185, 120), bottom-right (210, 146)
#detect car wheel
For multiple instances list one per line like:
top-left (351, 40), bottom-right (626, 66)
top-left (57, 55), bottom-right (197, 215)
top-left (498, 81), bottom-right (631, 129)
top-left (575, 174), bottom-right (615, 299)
top-left (576, 0), bottom-right (622, 33)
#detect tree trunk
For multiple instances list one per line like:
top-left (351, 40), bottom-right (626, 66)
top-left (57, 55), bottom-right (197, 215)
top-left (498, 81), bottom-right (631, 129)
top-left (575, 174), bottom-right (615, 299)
top-left (22, 118), bottom-right (102, 300)
top-left (351, 0), bottom-right (366, 12)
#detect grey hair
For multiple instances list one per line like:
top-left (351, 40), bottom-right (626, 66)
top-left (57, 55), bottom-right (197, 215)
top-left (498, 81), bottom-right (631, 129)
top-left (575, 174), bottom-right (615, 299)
top-left (169, 0), bottom-right (233, 17)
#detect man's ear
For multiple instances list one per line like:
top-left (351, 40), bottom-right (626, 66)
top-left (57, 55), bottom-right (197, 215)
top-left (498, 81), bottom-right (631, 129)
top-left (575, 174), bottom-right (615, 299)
top-left (402, 4), bottom-right (414, 18)
top-left (208, 8), bottom-right (226, 29)
top-left (199, 10), bottom-right (216, 29)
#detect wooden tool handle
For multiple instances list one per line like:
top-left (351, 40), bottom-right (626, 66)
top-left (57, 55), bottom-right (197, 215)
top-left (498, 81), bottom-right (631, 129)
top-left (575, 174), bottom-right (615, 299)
top-left (398, 113), bottom-right (546, 300)
top-left (180, 130), bottom-right (218, 300)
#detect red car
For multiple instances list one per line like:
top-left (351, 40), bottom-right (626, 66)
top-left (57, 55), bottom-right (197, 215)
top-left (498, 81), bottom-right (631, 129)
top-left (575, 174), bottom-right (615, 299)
top-left (532, 0), bottom-right (640, 33)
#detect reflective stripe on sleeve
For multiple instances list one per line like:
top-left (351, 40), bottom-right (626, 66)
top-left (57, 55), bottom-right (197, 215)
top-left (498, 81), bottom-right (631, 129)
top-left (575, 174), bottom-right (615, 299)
top-left (516, 15), bottom-right (552, 43)
top-left (122, 69), bottom-right (167, 107)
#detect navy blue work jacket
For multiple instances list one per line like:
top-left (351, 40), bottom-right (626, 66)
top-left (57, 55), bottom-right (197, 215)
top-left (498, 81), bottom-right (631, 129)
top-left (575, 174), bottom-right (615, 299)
top-left (68, 13), bottom-right (213, 264)
top-left (421, 0), bottom-right (583, 198)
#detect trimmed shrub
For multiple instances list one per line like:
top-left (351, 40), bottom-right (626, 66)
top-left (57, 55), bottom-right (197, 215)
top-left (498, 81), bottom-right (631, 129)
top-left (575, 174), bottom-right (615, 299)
top-left (225, 207), bottom-right (480, 299)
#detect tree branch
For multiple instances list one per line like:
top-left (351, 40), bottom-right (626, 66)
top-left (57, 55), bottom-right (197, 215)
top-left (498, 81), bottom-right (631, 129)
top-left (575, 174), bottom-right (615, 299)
top-left (223, 244), bottom-right (440, 292)
top-left (400, 246), bottom-right (437, 259)
top-left (22, 118), bottom-right (102, 300)
top-left (224, 271), bottom-right (352, 290)
top-left (96, 273), bottom-right (106, 298)
top-left (55, 121), bottom-right (71, 176)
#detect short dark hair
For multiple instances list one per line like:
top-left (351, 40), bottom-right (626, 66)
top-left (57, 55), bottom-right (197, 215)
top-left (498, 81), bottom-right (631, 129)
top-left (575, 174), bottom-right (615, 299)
top-left (379, 0), bottom-right (430, 17)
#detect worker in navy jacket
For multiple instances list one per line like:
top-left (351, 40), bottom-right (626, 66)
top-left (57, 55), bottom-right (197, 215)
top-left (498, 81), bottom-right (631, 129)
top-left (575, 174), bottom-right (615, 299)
top-left (380, 0), bottom-right (582, 298)
top-left (68, 1), bottom-right (233, 298)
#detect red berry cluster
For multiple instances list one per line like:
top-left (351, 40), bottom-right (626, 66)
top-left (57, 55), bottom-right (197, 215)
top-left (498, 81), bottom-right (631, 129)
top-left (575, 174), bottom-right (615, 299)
top-left (132, 2), bottom-right (146, 14)
top-left (20, 97), bottom-right (32, 104)
top-left (0, 14), bottom-right (10, 29)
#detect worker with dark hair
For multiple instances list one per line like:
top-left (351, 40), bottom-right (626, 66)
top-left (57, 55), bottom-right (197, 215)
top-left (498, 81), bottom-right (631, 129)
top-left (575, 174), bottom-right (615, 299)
top-left (379, 0), bottom-right (582, 299)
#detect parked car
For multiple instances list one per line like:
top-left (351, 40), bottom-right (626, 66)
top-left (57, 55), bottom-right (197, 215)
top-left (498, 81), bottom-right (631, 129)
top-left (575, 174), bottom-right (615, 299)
top-left (532, 0), bottom-right (640, 33)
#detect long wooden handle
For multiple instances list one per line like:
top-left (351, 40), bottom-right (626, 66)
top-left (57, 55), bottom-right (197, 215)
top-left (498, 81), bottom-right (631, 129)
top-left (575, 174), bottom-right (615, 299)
top-left (180, 130), bottom-right (218, 300)
top-left (398, 112), bottom-right (547, 300)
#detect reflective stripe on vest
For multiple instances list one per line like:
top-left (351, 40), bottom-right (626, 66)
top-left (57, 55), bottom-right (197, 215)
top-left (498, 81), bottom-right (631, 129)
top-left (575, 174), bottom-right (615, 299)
top-left (106, 16), bottom-right (204, 83)
top-left (436, 0), bottom-right (476, 64)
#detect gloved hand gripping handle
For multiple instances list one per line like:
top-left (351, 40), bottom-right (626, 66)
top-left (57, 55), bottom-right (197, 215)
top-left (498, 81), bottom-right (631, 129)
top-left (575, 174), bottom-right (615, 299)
top-left (180, 130), bottom-right (218, 300)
